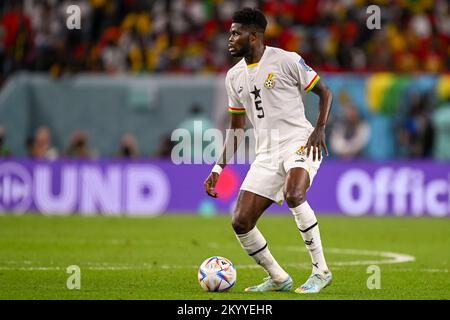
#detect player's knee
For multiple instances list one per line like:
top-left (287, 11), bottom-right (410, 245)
top-left (231, 214), bottom-right (254, 234)
top-left (284, 190), bottom-right (306, 208)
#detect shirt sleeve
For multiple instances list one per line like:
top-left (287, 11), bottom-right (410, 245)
top-left (225, 72), bottom-right (246, 114)
top-left (285, 52), bottom-right (320, 93)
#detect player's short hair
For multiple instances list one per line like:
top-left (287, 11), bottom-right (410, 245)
top-left (232, 8), bottom-right (267, 33)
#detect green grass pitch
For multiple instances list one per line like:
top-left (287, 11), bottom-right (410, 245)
top-left (0, 214), bottom-right (449, 300)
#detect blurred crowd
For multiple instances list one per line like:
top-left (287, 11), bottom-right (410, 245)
top-left (0, 125), bottom-right (143, 159)
top-left (328, 88), bottom-right (449, 160)
top-left (1, 0), bottom-right (449, 87)
top-left (0, 0), bottom-right (449, 160)
top-left (2, 89), bottom-right (450, 160)
top-left (2, 91), bottom-right (448, 160)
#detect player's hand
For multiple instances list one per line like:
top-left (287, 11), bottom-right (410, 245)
top-left (204, 172), bottom-right (219, 198)
top-left (305, 126), bottom-right (329, 161)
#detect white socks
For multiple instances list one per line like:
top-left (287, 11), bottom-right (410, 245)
top-left (236, 227), bottom-right (289, 283)
top-left (290, 201), bottom-right (329, 276)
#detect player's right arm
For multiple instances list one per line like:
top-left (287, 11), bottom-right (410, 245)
top-left (204, 113), bottom-right (246, 198)
top-left (283, 52), bottom-right (333, 161)
top-left (204, 71), bottom-right (246, 198)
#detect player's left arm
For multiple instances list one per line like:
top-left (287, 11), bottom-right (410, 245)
top-left (305, 79), bottom-right (333, 161)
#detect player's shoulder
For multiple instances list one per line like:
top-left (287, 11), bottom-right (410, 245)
top-left (268, 46), bottom-right (304, 74)
top-left (268, 46), bottom-right (302, 62)
top-left (226, 59), bottom-right (246, 81)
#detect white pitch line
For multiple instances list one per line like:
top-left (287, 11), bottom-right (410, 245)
top-left (269, 246), bottom-right (416, 266)
top-left (281, 246), bottom-right (416, 265)
top-left (0, 267), bottom-right (63, 271)
top-left (0, 247), bottom-right (418, 271)
top-left (1, 267), bottom-right (446, 273)
top-left (389, 268), bottom-right (448, 273)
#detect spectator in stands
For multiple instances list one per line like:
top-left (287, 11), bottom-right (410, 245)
top-left (0, 23), bottom-right (5, 87)
top-left (1, 0), bottom-right (448, 75)
top-left (31, 126), bottom-right (59, 160)
top-left (65, 130), bottom-right (92, 159)
top-left (178, 103), bottom-right (213, 134)
top-left (431, 97), bottom-right (450, 160)
top-left (0, 126), bottom-right (11, 157)
top-left (25, 135), bottom-right (34, 157)
top-left (153, 133), bottom-right (176, 158)
top-left (1, 1), bottom-right (33, 75)
top-left (118, 133), bottom-right (139, 158)
top-left (330, 92), bottom-right (370, 159)
top-left (397, 92), bottom-right (434, 158)
top-left (177, 103), bottom-right (213, 163)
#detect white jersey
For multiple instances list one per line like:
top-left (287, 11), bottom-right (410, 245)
top-left (225, 46), bottom-right (320, 157)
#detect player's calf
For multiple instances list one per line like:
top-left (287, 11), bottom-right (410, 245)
top-left (234, 226), bottom-right (290, 286)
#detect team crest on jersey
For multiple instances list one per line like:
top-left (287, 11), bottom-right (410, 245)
top-left (264, 73), bottom-right (275, 89)
top-left (295, 146), bottom-right (307, 156)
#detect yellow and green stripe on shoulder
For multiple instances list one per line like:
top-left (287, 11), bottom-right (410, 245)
top-left (305, 74), bottom-right (320, 92)
top-left (228, 106), bottom-right (246, 114)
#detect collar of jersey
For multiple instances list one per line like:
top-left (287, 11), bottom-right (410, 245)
top-left (244, 46), bottom-right (269, 78)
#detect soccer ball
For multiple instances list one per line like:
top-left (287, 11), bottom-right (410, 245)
top-left (198, 256), bottom-right (237, 292)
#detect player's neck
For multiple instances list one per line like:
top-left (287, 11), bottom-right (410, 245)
top-left (245, 44), bottom-right (266, 65)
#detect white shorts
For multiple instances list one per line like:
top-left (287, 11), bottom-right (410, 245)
top-left (240, 145), bottom-right (322, 205)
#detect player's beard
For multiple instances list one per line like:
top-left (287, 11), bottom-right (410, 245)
top-left (230, 42), bottom-right (251, 58)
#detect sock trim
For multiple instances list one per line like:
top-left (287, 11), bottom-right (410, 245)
top-left (299, 222), bottom-right (318, 233)
top-left (248, 243), bottom-right (268, 256)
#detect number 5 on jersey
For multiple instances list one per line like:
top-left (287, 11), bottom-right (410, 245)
top-left (250, 85), bottom-right (265, 119)
top-left (255, 100), bottom-right (264, 118)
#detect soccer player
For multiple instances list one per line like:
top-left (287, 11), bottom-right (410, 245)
top-left (204, 8), bottom-right (333, 294)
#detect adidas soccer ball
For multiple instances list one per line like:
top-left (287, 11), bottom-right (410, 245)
top-left (198, 256), bottom-right (237, 292)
